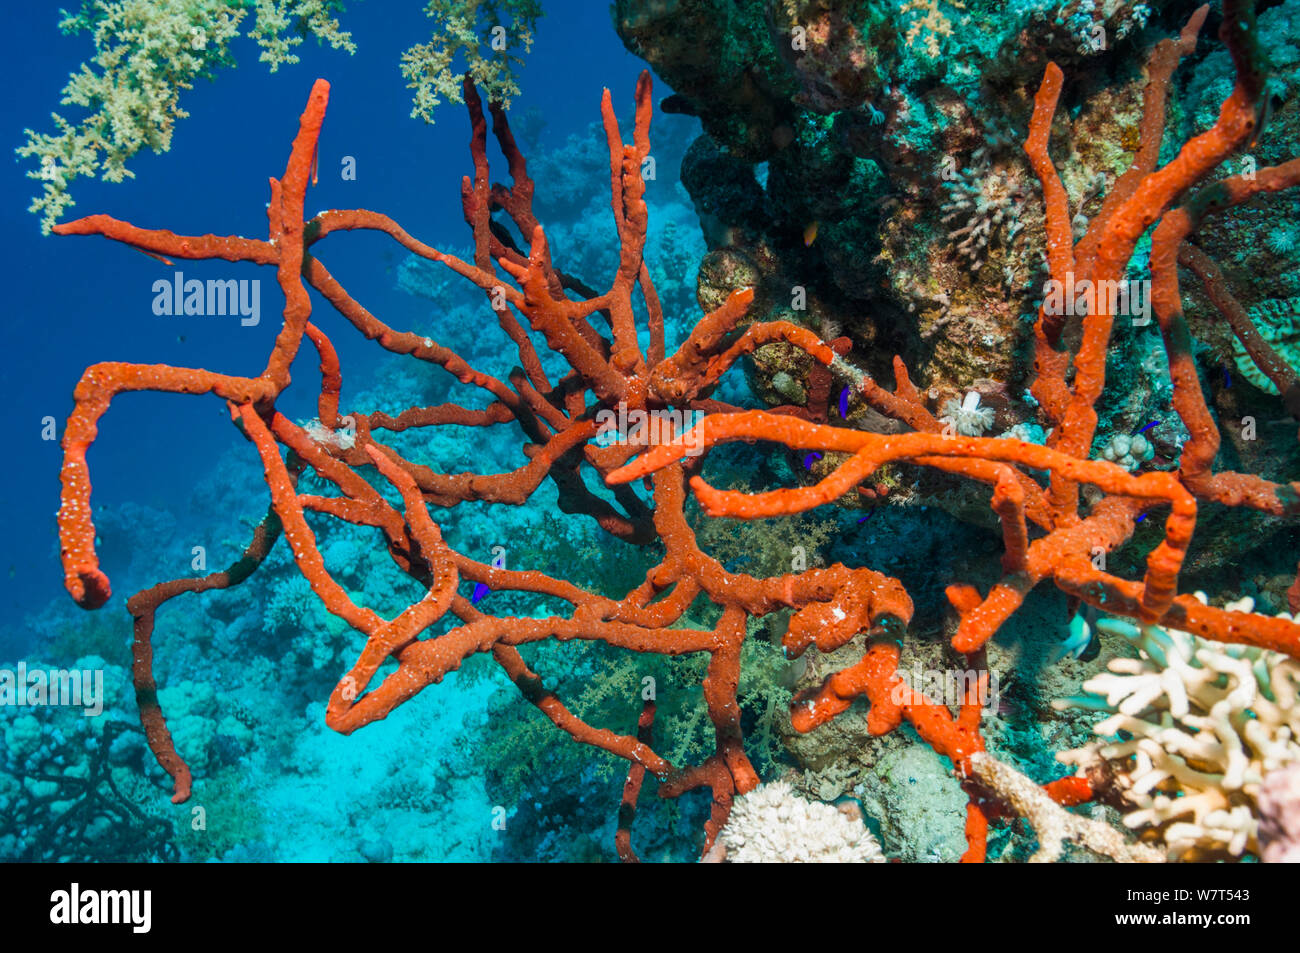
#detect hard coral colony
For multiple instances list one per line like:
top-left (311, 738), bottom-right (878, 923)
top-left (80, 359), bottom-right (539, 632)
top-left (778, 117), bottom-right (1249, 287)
top-left (31, 0), bottom-right (1300, 864)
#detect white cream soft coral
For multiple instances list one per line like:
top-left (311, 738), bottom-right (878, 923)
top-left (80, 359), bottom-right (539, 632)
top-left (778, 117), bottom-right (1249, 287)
top-left (940, 391), bottom-right (996, 436)
top-left (1054, 594), bottom-right (1300, 859)
top-left (715, 781), bottom-right (886, 863)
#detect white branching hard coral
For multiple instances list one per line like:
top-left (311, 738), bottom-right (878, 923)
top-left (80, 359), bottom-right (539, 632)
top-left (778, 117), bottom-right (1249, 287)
top-left (1054, 594), bottom-right (1300, 859)
top-left (941, 391), bottom-right (996, 436)
top-left (968, 753), bottom-right (1163, 863)
top-left (714, 781), bottom-right (886, 863)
